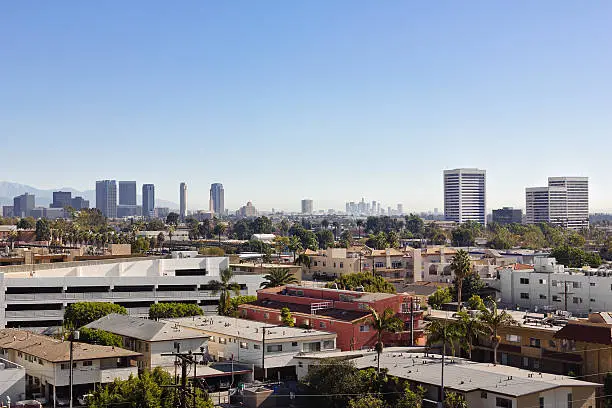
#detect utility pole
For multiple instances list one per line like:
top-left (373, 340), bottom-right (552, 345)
top-left (410, 299), bottom-right (414, 347)
top-left (261, 325), bottom-right (282, 381)
top-left (559, 281), bottom-right (574, 312)
top-left (69, 330), bottom-right (79, 408)
top-left (161, 351), bottom-right (208, 408)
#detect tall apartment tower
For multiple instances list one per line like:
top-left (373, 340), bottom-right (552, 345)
top-left (96, 180), bottom-right (117, 218)
top-left (13, 193), bottom-right (35, 218)
top-left (118, 181), bottom-right (137, 206)
top-left (210, 183), bottom-right (224, 215)
top-left (142, 184), bottom-right (155, 219)
top-left (179, 182), bottom-right (187, 220)
top-left (443, 168), bottom-right (486, 225)
top-left (526, 177), bottom-right (588, 230)
top-left (301, 199), bottom-right (313, 215)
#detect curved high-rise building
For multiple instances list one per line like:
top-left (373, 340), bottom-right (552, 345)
top-left (179, 182), bottom-right (187, 220)
top-left (210, 183), bottom-right (224, 215)
top-left (142, 184), bottom-right (155, 219)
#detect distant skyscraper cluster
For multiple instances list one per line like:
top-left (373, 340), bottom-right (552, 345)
top-left (95, 180), bottom-right (156, 219)
top-left (344, 198), bottom-right (403, 216)
top-left (526, 177), bottom-right (589, 230)
top-left (444, 168), bottom-right (487, 225)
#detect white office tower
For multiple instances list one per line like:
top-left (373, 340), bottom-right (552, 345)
top-left (443, 168), bottom-right (486, 225)
top-left (525, 177), bottom-right (588, 230)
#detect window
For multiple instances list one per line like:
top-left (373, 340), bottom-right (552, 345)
top-left (264, 312), bottom-right (269, 319)
top-left (323, 262), bottom-right (326, 267)
top-left (296, 290), bottom-right (304, 296)
top-left (292, 342), bottom-right (298, 347)
top-left (506, 334), bottom-right (521, 343)
top-left (552, 295), bottom-right (561, 302)
top-left (539, 397), bottom-right (544, 408)
top-left (572, 297), bottom-right (582, 304)
top-left (529, 338), bottom-right (541, 348)
top-left (210, 336), bottom-right (215, 342)
top-left (552, 280), bottom-right (558, 287)
top-left (38, 358), bottom-right (43, 365)
top-left (240, 342), bottom-right (248, 349)
top-left (253, 344), bottom-right (260, 350)
top-left (496, 397), bottom-right (512, 408)
top-left (83, 360), bottom-right (93, 367)
top-left (323, 340), bottom-right (335, 350)
top-left (549, 340), bottom-right (556, 348)
top-left (520, 293), bottom-right (529, 299)
top-left (481, 392), bottom-right (487, 399)
top-left (523, 357), bottom-right (529, 367)
top-left (534, 359), bottom-right (540, 370)
top-left (539, 294), bottom-right (547, 300)
top-left (333, 263), bottom-right (336, 268)
top-left (590, 282), bottom-right (596, 287)
top-left (314, 261), bottom-right (318, 266)
top-left (590, 298), bottom-right (596, 303)
top-left (302, 319), bottom-right (310, 326)
top-left (302, 342), bottom-right (321, 352)
top-left (375, 262), bottom-right (384, 268)
top-left (298, 362), bottom-right (303, 368)
top-left (567, 393), bottom-right (573, 408)
top-left (319, 322), bottom-right (327, 329)
top-left (520, 278), bottom-right (530, 284)
top-left (359, 325), bottom-right (370, 332)
top-left (266, 345), bottom-right (282, 353)
top-left (539, 279), bottom-right (546, 284)
top-left (219, 338), bottom-right (227, 344)
top-left (60, 363), bottom-right (68, 370)
top-left (340, 262), bottom-right (344, 268)
top-left (572, 282), bottom-right (581, 289)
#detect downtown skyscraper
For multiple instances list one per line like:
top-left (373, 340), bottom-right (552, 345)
top-left (210, 183), bottom-right (224, 215)
top-left (443, 168), bottom-right (486, 225)
top-left (118, 181), bottom-right (137, 206)
top-left (179, 182), bottom-right (187, 220)
top-left (142, 184), bottom-right (155, 219)
top-left (96, 180), bottom-right (117, 218)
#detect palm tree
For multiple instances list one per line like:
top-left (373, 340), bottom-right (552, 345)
top-left (478, 301), bottom-right (518, 365)
top-left (288, 236), bottom-right (303, 262)
top-left (321, 219), bottom-right (329, 230)
top-left (294, 253), bottom-right (312, 270)
top-left (368, 306), bottom-right (403, 373)
top-left (356, 220), bottom-right (363, 239)
top-left (209, 268), bottom-right (241, 315)
top-left (455, 311), bottom-right (484, 359)
top-left (450, 249), bottom-right (473, 311)
top-left (425, 317), bottom-right (461, 358)
top-left (332, 222), bottom-right (340, 241)
top-left (260, 268), bottom-right (298, 289)
top-left (213, 223), bottom-right (227, 246)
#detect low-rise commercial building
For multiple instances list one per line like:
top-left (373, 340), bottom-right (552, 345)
top-left (84, 313), bottom-right (209, 372)
top-left (0, 329), bottom-right (140, 407)
top-left (238, 285), bottom-right (425, 351)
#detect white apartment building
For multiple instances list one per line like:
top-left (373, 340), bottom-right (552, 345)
top-left (0, 328), bottom-right (140, 407)
top-left (525, 177), bottom-right (589, 230)
top-left (500, 257), bottom-right (612, 315)
top-left (0, 256), bottom-right (265, 330)
top-left (84, 313), bottom-right (209, 372)
top-left (166, 315), bottom-right (337, 378)
top-left (443, 168), bottom-right (486, 225)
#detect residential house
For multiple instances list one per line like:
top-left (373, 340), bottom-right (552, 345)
top-left (83, 314), bottom-right (209, 372)
top-left (0, 329), bottom-right (140, 407)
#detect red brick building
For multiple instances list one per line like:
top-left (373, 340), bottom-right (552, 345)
top-left (237, 285), bottom-right (425, 351)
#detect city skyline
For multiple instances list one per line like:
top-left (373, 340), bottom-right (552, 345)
top-left (2, 2), bottom-right (611, 211)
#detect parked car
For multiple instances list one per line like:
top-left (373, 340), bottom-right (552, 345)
top-left (56, 396), bottom-right (70, 406)
top-left (77, 394), bottom-right (93, 406)
top-left (32, 393), bottom-right (48, 405)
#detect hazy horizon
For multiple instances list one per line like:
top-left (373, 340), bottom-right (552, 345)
top-left (2, 1), bottom-right (611, 212)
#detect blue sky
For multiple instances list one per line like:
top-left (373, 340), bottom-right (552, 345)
top-left (1, 1), bottom-right (611, 212)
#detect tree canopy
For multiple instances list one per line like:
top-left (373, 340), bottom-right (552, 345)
top-left (64, 302), bottom-right (128, 329)
top-left (328, 273), bottom-right (396, 293)
top-left (79, 327), bottom-right (123, 347)
top-left (149, 303), bottom-right (203, 320)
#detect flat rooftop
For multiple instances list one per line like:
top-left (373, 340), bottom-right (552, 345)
top-left (427, 309), bottom-right (567, 332)
top-left (165, 315), bottom-right (336, 342)
top-left (352, 352), bottom-right (600, 397)
top-left (245, 299), bottom-right (370, 322)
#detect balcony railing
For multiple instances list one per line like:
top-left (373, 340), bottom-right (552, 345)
top-left (5, 310), bottom-right (64, 319)
top-left (5, 289), bottom-right (229, 303)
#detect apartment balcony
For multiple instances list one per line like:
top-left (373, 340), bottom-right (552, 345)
top-left (54, 366), bottom-right (138, 387)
